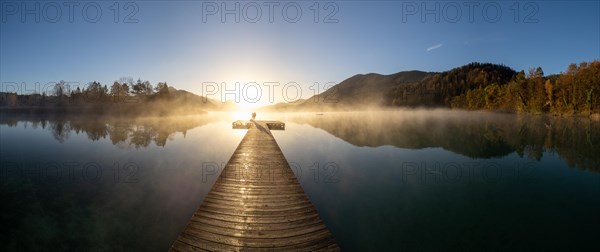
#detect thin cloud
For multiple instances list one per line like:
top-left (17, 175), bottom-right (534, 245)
top-left (426, 43), bottom-right (443, 52)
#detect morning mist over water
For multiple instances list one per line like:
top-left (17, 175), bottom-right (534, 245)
top-left (1, 111), bottom-right (599, 250)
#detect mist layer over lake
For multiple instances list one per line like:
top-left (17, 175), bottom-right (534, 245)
top-left (1, 110), bottom-right (599, 251)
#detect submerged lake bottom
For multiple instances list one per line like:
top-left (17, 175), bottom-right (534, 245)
top-left (1, 110), bottom-right (599, 251)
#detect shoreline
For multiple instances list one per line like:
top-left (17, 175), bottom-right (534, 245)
top-left (3, 105), bottom-right (598, 120)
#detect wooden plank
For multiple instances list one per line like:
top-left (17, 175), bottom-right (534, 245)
top-left (190, 214), bottom-right (325, 232)
top-left (192, 211), bottom-right (322, 225)
top-left (172, 121), bottom-right (339, 251)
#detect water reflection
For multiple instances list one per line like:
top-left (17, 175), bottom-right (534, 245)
top-left (0, 112), bottom-right (244, 251)
top-left (1, 111), bottom-right (599, 251)
top-left (287, 110), bottom-right (600, 172)
top-left (0, 113), bottom-right (215, 148)
top-left (271, 111), bottom-right (600, 251)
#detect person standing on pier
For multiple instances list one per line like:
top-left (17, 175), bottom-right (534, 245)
top-left (252, 112), bottom-right (256, 120)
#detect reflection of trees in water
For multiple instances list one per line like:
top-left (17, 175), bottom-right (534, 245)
top-left (290, 111), bottom-right (600, 172)
top-left (0, 114), bottom-right (215, 251)
top-left (70, 120), bottom-right (108, 141)
top-left (548, 119), bottom-right (600, 171)
top-left (1, 114), bottom-right (211, 148)
top-left (50, 120), bottom-right (71, 143)
top-left (108, 124), bottom-right (170, 148)
top-left (130, 125), bottom-right (154, 148)
top-left (108, 122), bottom-right (129, 145)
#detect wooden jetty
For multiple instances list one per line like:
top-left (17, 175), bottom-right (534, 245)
top-left (232, 120), bottom-right (285, 130)
top-left (171, 120), bottom-right (338, 251)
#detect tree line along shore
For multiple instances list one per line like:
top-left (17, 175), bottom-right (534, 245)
top-left (1, 60), bottom-right (599, 118)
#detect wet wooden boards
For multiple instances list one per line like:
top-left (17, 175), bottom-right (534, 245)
top-left (171, 121), bottom-right (338, 251)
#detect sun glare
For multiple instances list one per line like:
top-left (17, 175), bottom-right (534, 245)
top-left (231, 110), bottom-right (253, 121)
top-left (236, 101), bottom-right (261, 110)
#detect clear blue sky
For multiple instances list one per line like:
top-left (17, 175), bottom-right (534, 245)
top-left (1, 1), bottom-right (599, 106)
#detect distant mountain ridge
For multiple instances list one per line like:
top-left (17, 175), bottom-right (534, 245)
top-left (266, 70), bottom-right (436, 111)
top-left (314, 70), bottom-right (436, 105)
top-left (260, 62), bottom-right (545, 112)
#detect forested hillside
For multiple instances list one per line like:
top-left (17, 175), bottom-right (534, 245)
top-left (386, 63), bottom-right (516, 107)
top-left (387, 61), bottom-right (600, 115)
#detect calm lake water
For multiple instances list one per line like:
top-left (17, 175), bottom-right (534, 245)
top-left (1, 110), bottom-right (599, 251)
